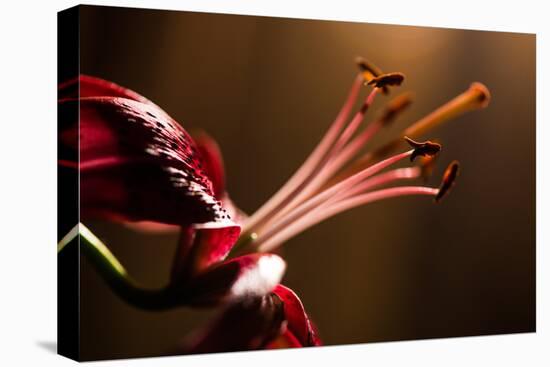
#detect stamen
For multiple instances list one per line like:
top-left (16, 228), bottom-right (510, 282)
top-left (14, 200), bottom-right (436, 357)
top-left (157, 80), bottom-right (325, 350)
top-left (264, 87), bottom-right (408, 226)
top-left (322, 93), bottom-right (414, 176)
top-left (253, 149), bottom-right (421, 248)
top-left (329, 82), bottom-right (490, 183)
top-left (322, 167), bottom-right (421, 206)
top-left (243, 74), bottom-right (364, 234)
top-left (257, 163), bottom-right (460, 253)
top-left (243, 60), bottom-right (481, 254)
top-left (254, 134), bottom-right (442, 244)
top-left (367, 72), bottom-right (405, 88)
top-left (435, 160), bottom-right (460, 202)
top-left (404, 136), bottom-right (442, 162)
top-left (258, 185), bottom-right (438, 252)
top-left (355, 56), bottom-right (384, 81)
top-left (355, 56), bottom-right (390, 94)
top-left (332, 88), bottom-right (379, 154)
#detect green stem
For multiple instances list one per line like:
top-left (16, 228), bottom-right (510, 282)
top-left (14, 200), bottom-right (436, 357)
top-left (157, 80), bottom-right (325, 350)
top-left (59, 223), bottom-right (177, 311)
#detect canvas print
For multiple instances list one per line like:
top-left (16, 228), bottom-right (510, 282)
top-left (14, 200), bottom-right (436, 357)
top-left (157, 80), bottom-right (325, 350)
top-left (57, 5), bottom-right (535, 361)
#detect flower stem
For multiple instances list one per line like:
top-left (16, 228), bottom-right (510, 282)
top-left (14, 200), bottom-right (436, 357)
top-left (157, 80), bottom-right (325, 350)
top-left (59, 223), bottom-right (175, 310)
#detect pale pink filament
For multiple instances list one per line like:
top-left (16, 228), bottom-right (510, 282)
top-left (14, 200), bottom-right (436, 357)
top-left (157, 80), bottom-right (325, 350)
top-left (255, 166), bottom-right (421, 250)
top-left (243, 74), bottom-right (364, 234)
top-left (324, 167), bottom-right (421, 205)
top-left (254, 88), bottom-right (382, 233)
top-left (258, 186), bottom-right (438, 252)
top-left (255, 149), bottom-right (413, 242)
top-left (242, 72), bottom-right (442, 253)
top-left (330, 88), bottom-right (379, 156)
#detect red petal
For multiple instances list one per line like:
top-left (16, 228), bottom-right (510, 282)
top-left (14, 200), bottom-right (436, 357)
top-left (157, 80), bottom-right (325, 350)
top-left (59, 96), bottom-right (230, 227)
top-left (170, 223), bottom-right (240, 282)
top-left (181, 253), bottom-right (286, 307)
top-left (175, 292), bottom-right (285, 354)
top-left (273, 284), bottom-right (322, 346)
top-left (192, 131), bottom-right (226, 197)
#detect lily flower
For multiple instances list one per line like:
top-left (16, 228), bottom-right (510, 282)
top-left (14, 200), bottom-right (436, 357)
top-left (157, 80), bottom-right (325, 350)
top-left (58, 57), bottom-right (490, 352)
top-left (58, 75), bottom-right (284, 309)
top-left (58, 75), bottom-right (316, 349)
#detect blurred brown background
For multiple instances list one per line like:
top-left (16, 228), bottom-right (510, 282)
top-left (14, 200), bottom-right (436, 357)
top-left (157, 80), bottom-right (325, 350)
top-left (76, 5), bottom-right (535, 360)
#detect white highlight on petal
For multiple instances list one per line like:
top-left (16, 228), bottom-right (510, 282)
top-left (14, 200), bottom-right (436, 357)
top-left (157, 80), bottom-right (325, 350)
top-left (230, 255), bottom-right (286, 299)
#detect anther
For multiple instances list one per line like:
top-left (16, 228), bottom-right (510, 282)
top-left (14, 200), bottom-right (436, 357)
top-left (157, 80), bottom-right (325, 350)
top-left (404, 136), bottom-right (441, 162)
top-left (435, 161), bottom-right (460, 202)
top-left (367, 72), bottom-right (405, 89)
top-left (355, 56), bottom-right (384, 80)
top-left (355, 57), bottom-right (390, 94)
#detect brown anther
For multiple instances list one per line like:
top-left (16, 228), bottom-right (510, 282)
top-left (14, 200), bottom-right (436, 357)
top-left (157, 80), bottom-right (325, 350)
top-left (355, 56), bottom-right (390, 94)
top-left (404, 136), bottom-right (441, 162)
top-left (355, 56), bottom-right (384, 78)
top-left (435, 160), bottom-right (460, 202)
top-left (379, 92), bottom-right (413, 125)
top-left (367, 72), bottom-right (405, 89)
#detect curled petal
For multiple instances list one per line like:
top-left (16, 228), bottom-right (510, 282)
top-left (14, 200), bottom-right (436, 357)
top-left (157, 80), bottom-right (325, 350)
top-left (272, 285), bottom-right (322, 347)
top-left (170, 222), bottom-right (241, 283)
top-left (181, 253), bottom-right (286, 307)
top-left (175, 293), bottom-right (285, 354)
top-left (122, 198), bottom-right (244, 235)
top-left (59, 97), bottom-right (231, 227)
top-left (173, 283), bottom-right (319, 354)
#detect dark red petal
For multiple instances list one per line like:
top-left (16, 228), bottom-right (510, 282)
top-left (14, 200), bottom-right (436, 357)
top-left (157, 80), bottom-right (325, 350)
top-left (59, 96), bottom-right (229, 226)
top-left (170, 223), bottom-right (240, 283)
top-left (181, 253), bottom-right (286, 307)
top-left (175, 292), bottom-right (285, 354)
top-left (59, 74), bottom-right (153, 105)
top-left (273, 284), bottom-right (321, 347)
top-left (192, 131), bottom-right (226, 197)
